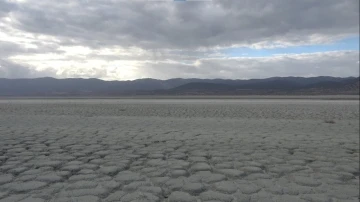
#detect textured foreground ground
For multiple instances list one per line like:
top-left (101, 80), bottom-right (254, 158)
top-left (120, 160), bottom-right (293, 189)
top-left (0, 99), bottom-right (359, 202)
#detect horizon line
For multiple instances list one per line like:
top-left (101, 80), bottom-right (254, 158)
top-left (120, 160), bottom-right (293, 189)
top-left (1, 75), bottom-right (359, 82)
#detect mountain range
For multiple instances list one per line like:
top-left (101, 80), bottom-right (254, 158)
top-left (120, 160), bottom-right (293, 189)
top-left (0, 76), bottom-right (358, 96)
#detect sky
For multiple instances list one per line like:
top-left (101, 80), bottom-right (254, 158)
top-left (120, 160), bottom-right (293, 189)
top-left (0, 0), bottom-right (359, 80)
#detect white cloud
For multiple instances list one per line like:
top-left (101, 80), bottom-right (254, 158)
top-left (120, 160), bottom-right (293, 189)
top-left (0, 59), bottom-right (55, 78)
top-left (136, 51), bottom-right (360, 80)
top-left (0, 0), bottom-right (358, 79)
top-left (5, 50), bottom-right (358, 80)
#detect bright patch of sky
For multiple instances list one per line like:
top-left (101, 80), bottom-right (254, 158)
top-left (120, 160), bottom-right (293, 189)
top-left (222, 36), bottom-right (359, 57)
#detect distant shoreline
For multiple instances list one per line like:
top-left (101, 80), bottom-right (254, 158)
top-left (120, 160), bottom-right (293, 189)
top-left (0, 95), bottom-right (359, 100)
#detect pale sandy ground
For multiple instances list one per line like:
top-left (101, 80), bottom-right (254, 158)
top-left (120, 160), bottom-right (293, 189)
top-left (0, 99), bottom-right (359, 202)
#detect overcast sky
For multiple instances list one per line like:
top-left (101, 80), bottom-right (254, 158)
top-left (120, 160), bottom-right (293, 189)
top-left (0, 0), bottom-right (359, 80)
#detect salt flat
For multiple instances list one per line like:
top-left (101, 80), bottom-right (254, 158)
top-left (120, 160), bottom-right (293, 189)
top-left (0, 99), bottom-right (359, 202)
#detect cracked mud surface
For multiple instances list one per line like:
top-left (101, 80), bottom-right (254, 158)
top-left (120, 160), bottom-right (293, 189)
top-left (0, 99), bottom-right (359, 202)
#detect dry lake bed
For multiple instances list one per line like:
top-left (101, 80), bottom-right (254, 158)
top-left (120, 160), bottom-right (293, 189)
top-left (0, 98), bottom-right (359, 202)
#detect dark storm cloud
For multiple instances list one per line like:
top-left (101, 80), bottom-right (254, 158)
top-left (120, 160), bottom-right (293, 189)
top-left (6, 0), bottom-right (359, 49)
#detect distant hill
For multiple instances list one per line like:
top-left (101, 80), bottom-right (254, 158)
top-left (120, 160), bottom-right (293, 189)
top-left (163, 77), bottom-right (359, 95)
top-left (172, 82), bottom-right (235, 91)
top-left (0, 76), bottom-right (358, 96)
